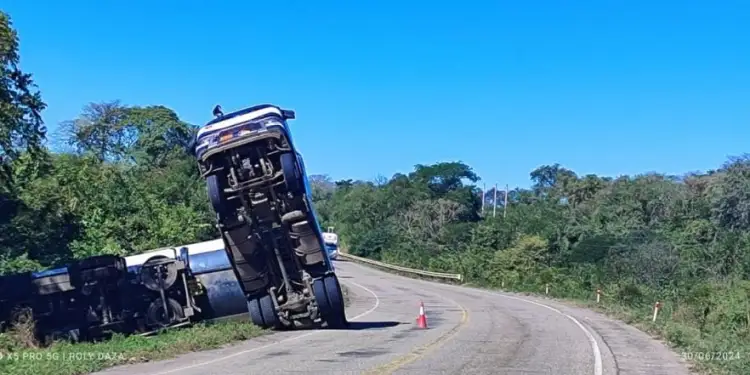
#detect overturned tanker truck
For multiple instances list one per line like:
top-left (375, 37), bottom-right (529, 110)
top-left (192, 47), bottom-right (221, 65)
top-left (192, 104), bottom-right (347, 330)
top-left (0, 253), bottom-right (202, 343)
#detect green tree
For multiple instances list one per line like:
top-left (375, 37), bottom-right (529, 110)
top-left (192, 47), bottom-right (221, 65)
top-left (0, 11), bottom-right (47, 192)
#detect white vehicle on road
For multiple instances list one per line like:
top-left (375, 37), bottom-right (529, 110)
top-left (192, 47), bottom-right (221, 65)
top-left (322, 231), bottom-right (339, 260)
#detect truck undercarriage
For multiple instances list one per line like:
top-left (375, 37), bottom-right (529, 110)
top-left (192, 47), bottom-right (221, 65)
top-left (196, 107), bottom-right (347, 330)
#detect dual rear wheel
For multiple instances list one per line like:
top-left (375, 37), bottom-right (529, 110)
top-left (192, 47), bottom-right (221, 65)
top-left (247, 274), bottom-right (347, 330)
top-left (312, 274), bottom-right (348, 329)
top-left (247, 294), bottom-right (281, 329)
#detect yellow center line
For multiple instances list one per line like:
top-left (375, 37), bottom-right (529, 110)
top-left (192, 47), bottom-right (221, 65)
top-left (361, 302), bottom-right (470, 375)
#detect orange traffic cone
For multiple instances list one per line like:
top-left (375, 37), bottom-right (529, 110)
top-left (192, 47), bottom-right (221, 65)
top-left (416, 301), bottom-right (428, 329)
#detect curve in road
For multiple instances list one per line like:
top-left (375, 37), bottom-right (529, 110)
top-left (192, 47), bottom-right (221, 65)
top-left (93, 260), bottom-right (692, 375)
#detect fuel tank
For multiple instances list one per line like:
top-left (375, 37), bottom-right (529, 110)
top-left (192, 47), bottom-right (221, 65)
top-left (124, 239), bottom-right (249, 321)
top-left (16, 240), bottom-right (249, 323)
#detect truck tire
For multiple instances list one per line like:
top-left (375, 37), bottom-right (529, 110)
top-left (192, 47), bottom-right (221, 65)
top-left (324, 275), bottom-right (348, 325)
top-left (207, 174), bottom-right (226, 216)
top-left (247, 295), bottom-right (280, 329)
top-left (280, 152), bottom-right (303, 195)
top-left (146, 297), bottom-right (185, 329)
top-left (139, 256), bottom-right (179, 291)
top-left (312, 275), bottom-right (347, 329)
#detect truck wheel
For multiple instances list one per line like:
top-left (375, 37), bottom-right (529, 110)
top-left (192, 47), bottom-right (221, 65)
top-left (312, 278), bottom-right (331, 322)
top-left (247, 295), bottom-right (280, 329)
top-left (247, 298), bottom-right (264, 327)
top-left (280, 152), bottom-right (303, 195)
top-left (140, 256), bottom-right (179, 291)
top-left (324, 275), bottom-right (348, 326)
top-left (146, 297), bottom-right (185, 329)
top-left (206, 174), bottom-right (226, 216)
top-left (312, 276), bottom-right (346, 329)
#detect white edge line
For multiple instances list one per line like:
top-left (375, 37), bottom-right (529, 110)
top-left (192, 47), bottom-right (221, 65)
top-left (347, 261), bottom-right (603, 375)
top-left (150, 279), bottom-right (381, 375)
top-left (498, 294), bottom-right (604, 375)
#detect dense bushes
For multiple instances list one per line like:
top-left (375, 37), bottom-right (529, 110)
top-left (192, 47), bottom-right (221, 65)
top-left (313, 161), bottom-right (750, 374)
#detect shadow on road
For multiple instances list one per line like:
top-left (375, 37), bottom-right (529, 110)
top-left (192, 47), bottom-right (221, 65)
top-left (336, 320), bottom-right (402, 330)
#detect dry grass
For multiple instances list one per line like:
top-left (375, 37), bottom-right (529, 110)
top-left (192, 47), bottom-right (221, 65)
top-left (4, 307), bottom-right (39, 349)
top-left (0, 314), bottom-right (266, 375)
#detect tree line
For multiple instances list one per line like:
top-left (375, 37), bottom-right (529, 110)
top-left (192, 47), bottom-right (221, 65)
top-left (1, 11), bottom-right (748, 373)
top-left (311, 160), bottom-right (750, 374)
top-left (0, 11), bottom-right (216, 272)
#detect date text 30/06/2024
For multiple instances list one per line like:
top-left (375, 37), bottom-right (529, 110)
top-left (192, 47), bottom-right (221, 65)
top-left (680, 352), bottom-right (743, 361)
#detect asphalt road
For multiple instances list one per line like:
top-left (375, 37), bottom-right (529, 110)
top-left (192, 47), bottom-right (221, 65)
top-left (94, 260), bottom-right (693, 375)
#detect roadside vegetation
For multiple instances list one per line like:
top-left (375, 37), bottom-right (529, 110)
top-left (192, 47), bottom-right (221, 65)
top-left (0, 308), bottom-right (265, 375)
top-left (314, 162), bottom-right (750, 375)
top-left (1, 9), bottom-right (747, 375)
top-left (0, 287), bottom-right (354, 375)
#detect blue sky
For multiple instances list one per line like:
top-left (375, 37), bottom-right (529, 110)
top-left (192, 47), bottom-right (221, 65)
top-left (4, 1), bottom-right (749, 189)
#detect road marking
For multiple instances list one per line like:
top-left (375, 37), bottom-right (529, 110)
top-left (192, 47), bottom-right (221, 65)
top-left (149, 278), bottom-right (381, 375)
top-left (494, 293), bottom-right (603, 375)
top-left (348, 262), bottom-right (603, 375)
top-left (361, 294), bottom-right (469, 375)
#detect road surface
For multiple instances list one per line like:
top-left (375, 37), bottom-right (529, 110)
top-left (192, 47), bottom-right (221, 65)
top-left (94, 260), bottom-right (693, 375)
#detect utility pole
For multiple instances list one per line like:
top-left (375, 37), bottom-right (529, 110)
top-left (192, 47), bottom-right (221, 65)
top-left (481, 183), bottom-right (486, 216)
top-left (503, 184), bottom-right (509, 218)
top-left (493, 183), bottom-right (498, 218)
